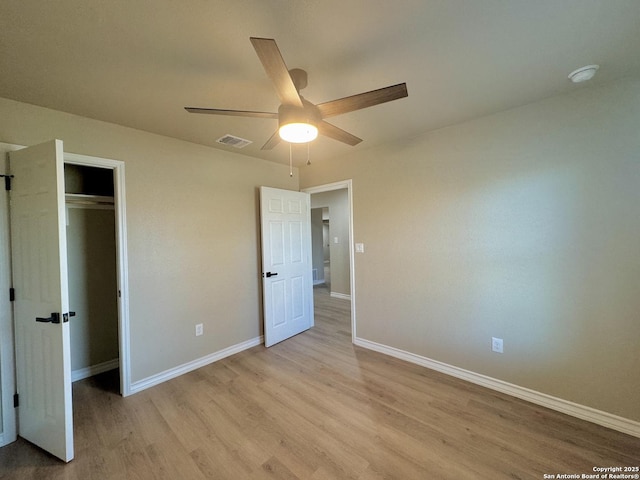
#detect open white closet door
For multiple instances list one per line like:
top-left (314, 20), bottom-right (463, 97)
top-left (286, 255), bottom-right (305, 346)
top-left (260, 186), bottom-right (314, 347)
top-left (9, 139), bottom-right (74, 462)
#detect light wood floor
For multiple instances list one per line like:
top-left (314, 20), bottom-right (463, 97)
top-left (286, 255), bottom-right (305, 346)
top-left (1, 286), bottom-right (638, 479)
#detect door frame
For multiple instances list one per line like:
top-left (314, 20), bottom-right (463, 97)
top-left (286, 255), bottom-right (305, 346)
top-left (0, 143), bottom-right (21, 447)
top-left (64, 152), bottom-right (131, 397)
top-left (302, 180), bottom-right (356, 342)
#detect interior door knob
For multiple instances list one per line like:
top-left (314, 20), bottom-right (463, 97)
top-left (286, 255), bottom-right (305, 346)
top-left (36, 312), bottom-right (60, 324)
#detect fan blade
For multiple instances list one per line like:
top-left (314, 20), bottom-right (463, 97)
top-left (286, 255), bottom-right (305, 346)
top-left (316, 83), bottom-right (408, 118)
top-left (250, 37), bottom-right (303, 107)
top-left (318, 121), bottom-right (362, 146)
top-left (261, 130), bottom-right (282, 150)
top-left (185, 107), bottom-right (278, 119)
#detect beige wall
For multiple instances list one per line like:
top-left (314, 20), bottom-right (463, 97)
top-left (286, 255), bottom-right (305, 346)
top-left (66, 207), bottom-right (119, 372)
top-left (300, 79), bottom-right (640, 422)
top-left (0, 97), bottom-right (297, 384)
top-left (311, 189), bottom-right (350, 296)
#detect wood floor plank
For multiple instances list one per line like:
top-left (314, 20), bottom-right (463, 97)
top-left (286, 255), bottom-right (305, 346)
top-left (0, 285), bottom-right (638, 479)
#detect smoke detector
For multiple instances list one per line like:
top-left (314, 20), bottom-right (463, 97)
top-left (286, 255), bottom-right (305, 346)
top-left (568, 65), bottom-right (599, 83)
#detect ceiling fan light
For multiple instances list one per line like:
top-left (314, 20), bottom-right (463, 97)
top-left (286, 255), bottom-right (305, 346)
top-left (278, 104), bottom-right (321, 144)
top-left (279, 122), bottom-right (318, 143)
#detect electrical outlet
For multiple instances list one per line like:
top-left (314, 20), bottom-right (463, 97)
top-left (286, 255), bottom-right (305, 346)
top-left (195, 323), bottom-right (204, 336)
top-left (491, 337), bottom-right (503, 353)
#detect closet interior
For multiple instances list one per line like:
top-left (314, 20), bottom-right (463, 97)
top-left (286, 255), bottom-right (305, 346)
top-left (64, 164), bottom-right (119, 382)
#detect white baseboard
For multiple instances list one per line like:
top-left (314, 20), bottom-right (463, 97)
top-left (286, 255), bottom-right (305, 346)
top-left (130, 336), bottom-right (263, 395)
top-left (354, 337), bottom-right (640, 438)
top-left (313, 280), bottom-right (325, 286)
top-left (330, 292), bottom-right (351, 301)
top-left (72, 358), bottom-right (120, 382)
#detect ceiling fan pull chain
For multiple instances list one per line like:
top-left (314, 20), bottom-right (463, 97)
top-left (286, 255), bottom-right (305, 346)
top-left (306, 143), bottom-right (311, 166)
top-left (289, 143), bottom-right (293, 177)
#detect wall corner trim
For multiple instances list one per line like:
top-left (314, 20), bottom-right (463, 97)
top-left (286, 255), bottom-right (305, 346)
top-left (353, 337), bottom-right (640, 438)
top-left (128, 336), bottom-right (263, 395)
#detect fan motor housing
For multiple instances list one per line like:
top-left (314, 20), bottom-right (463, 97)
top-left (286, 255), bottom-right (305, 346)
top-left (278, 104), bottom-right (321, 129)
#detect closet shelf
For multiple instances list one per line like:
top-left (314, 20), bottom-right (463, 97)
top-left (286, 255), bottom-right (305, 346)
top-left (65, 193), bottom-right (114, 206)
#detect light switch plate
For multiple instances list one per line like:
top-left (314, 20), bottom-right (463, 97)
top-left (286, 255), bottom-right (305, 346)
top-left (355, 243), bottom-right (365, 253)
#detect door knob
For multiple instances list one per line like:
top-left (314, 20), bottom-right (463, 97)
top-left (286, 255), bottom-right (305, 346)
top-left (265, 272), bottom-right (278, 278)
top-left (36, 312), bottom-right (60, 324)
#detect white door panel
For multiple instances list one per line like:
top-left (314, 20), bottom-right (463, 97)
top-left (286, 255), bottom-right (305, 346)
top-left (9, 139), bottom-right (74, 462)
top-left (261, 187), bottom-right (313, 347)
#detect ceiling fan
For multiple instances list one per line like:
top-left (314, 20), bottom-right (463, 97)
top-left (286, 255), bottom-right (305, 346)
top-left (185, 37), bottom-right (408, 150)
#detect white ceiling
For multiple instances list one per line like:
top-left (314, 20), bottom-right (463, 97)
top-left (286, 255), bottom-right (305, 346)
top-left (1, 1), bottom-right (639, 166)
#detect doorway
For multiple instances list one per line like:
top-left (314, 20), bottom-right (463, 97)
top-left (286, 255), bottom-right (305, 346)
top-left (64, 152), bottom-right (130, 396)
top-left (322, 212), bottom-right (331, 285)
top-left (64, 163), bottom-right (120, 384)
top-left (303, 180), bottom-right (356, 341)
top-left (311, 207), bottom-right (330, 288)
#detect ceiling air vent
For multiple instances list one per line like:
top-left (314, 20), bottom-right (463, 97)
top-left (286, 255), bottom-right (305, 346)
top-left (216, 134), bottom-right (252, 149)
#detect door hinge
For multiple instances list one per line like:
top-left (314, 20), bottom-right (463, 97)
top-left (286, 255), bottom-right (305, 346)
top-left (14, 393), bottom-right (19, 408)
top-left (1, 174), bottom-right (13, 191)
top-left (9, 287), bottom-right (15, 302)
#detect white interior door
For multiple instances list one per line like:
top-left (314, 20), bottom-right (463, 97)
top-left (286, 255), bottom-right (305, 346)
top-left (9, 139), bottom-right (74, 462)
top-left (260, 186), bottom-right (314, 347)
